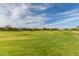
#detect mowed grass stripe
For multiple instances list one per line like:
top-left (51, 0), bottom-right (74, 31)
top-left (0, 31), bottom-right (78, 55)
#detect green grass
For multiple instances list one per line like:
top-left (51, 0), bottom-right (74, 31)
top-left (0, 30), bottom-right (78, 56)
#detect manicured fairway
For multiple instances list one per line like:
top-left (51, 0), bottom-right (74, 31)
top-left (0, 30), bottom-right (78, 56)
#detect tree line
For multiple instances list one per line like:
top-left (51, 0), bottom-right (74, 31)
top-left (0, 25), bottom-right (59, 31)
top-left (0, 25), bottom-right (79, 31)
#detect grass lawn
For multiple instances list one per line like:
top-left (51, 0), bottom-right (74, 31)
top-left (0, 30), bottom-right (78, 56)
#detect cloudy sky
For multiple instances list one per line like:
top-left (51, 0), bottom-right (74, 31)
top-left (0, 3), bottom-right (79, 29)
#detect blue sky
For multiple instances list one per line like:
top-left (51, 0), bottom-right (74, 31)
top-left (0, 3), bottom-right (79, 29)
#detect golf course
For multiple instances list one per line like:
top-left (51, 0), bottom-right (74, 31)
top-left (0, 30), bottom-right (78, 56)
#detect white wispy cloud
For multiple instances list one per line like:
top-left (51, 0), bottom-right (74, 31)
top-left (0, 3), bottom-right (78, 29)
top-left (44, 9), bottom-right (79, 28)
top-left (30, 3), bottom-right (55, 10)
top-left (55, 9), bottom-right (79, 24)
top-left (0, 3), bottom-right (50, 28)
top-left (32, 5), bottom-right (48, 10)
top-left (10, 4), bottom-right (30, 19)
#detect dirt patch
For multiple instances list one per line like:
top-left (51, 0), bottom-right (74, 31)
top-left (72, 31), bottom-right (79, 33)
top-left (0, 36), bottom-right (39, 41)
